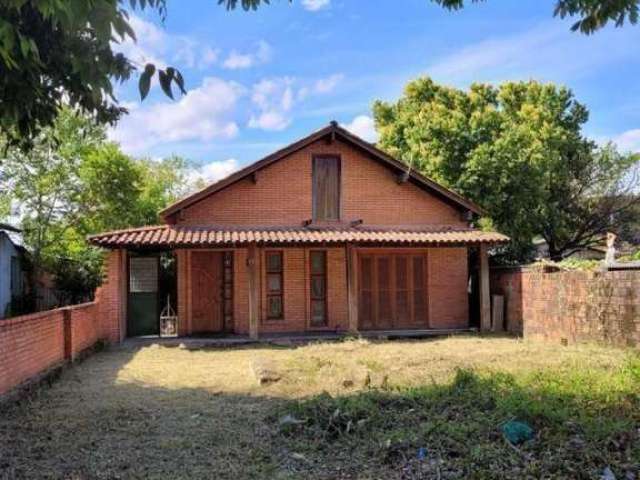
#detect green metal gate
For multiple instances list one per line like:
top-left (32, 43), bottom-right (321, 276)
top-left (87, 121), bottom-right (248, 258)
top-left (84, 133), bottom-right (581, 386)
top-left (128, 255), bottom-right (159, 337)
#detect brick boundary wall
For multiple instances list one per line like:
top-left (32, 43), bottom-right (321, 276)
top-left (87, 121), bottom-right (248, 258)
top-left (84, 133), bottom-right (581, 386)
top-left (491, 268), bottom-right (640, 348)
top-left (0, 301), bottom-right (102, 396)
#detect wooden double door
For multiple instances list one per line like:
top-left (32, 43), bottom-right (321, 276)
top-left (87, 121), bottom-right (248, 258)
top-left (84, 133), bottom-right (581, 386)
top-left (191, 251), bottom-right (224, 333)
top-left (358, 252), bottom-right (428, 330)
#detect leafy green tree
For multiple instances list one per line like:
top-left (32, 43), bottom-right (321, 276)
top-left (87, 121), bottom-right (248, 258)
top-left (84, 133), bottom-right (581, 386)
top-left (0, 0), bottom-right (274, 142)
top-left (136, 155), bottom-right (194, 224)
top-left (0, 108), bottom-right (192, 302)
top-left (432, 0), bottom-right (639, 34)
top-left (374, 78), bottom-right (640, 262)
top-left (0, 109), bottom-right (104, 271)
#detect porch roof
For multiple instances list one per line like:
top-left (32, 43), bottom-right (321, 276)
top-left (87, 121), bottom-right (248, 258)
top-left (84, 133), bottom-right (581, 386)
top-left (87, 225), bottom-right (509, 249)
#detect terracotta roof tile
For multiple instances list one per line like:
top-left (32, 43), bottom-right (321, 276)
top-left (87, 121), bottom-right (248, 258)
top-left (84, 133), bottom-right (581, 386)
top-left (88, 225), bottom-right (509, 249)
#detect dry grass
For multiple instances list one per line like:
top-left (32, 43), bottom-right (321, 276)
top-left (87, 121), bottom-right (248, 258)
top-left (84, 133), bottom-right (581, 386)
top-left (0, 335), bottom-right (638, 479)
top-left (113, 335), bottom-right (630, 397)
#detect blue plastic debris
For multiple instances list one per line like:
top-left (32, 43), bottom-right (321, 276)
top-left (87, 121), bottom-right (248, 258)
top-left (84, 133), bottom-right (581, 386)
top-left (502, 420), bottom-right (534, 445)
top-left (417, 447), bottom-right (427, 460)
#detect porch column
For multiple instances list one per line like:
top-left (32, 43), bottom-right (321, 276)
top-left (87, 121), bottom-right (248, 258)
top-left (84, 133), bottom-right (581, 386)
top-left (346, 244), bottom-right (359, 333)
top-left (176, 249), bottom-right (190, 337)
top-left (247, 244), bottom-right (260, 340)
top-left (479, 243), bottom-right (491, 332)
top-left (95, 249), bottom-right (128, 343)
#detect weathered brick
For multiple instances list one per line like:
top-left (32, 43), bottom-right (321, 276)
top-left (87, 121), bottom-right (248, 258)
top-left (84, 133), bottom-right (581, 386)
top-left (491, 269), bottom-right (640, 348)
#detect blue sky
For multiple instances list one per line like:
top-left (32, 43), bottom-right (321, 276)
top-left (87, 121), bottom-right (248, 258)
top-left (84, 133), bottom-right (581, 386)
top-left (110, 0), bottom-right (640, 183)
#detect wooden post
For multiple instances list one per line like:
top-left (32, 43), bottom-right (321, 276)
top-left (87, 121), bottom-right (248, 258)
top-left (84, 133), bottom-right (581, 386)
top-left (346, 244), bottom-right (359, 333)
top-left (186, 250), bottom-right (193, 335)
top-left (247, 244), bottom-right (259, 340)
top-left (479, 244), bottom-right (491, 332)
top-left (62, 308), bottom-right (72, 361)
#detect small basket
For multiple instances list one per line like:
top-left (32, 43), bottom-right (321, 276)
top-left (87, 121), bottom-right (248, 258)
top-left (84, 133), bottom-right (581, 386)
top-left (159, 295), bottom-right (178, 337)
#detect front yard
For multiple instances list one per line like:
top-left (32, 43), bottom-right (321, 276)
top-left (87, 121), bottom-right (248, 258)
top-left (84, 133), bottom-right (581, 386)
top-left (1, 336), bottom-right (638, 479)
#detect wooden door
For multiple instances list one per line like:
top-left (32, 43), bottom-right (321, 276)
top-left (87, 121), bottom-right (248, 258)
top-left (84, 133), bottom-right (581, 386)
top-left (358, 252), bottom-right (428, 330)
top-left (191, 251), bottom-right (223, 333)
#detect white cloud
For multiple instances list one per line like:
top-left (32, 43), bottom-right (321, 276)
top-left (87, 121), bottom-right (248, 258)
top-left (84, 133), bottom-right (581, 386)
top-left (116, 15), bottom-right (168, 68)
top-left (249, 111), bottom-right (291, 131)
top-left (109, 77), bottom-right (244, 154)
top-left (611, 129), bottom-right (640, 153)
top-left (190, 158), bottom-right (240, 185)
top-left (198, 46), bottom-right (221, 69)
top-left (342, 115), bottom-right (378, 143)
top-left (426, 22), bottom-right (636, 85)
top-left (248, 74), bottom-right (344, 131)
top-left (223, 40), bottom-right (272, 70)
top-left (222, 52), bottom-right (253, 70)
top-left (301, 0), bottom-right (330, 11)
top-left (313, 73), bottom-right (344, 94)
top-left (248, 77), bottom-right (295, 131)
top-left (114, 14), bottom-right (220, 71)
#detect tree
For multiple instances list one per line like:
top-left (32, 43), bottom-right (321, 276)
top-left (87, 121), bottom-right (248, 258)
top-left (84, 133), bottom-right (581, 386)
top-left (0, 109), bottom-right (104, 273)
top-left (0, 0), bottom-right (275, 142)
top-left (135, 155), bottom-right (194, 224)
top-left (431, 0), bottom-right (639, 34)
top-left (0, 108), bottom-right (193, 302)
top-left (373, 77), bottom-right (640, 262)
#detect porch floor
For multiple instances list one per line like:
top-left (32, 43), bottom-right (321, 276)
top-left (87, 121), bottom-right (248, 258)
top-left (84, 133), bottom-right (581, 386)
top-left (121, 327), bottom-right (477, 349)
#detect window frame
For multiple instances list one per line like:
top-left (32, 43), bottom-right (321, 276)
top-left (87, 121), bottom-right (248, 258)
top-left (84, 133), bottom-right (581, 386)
top-left (265, 250), bottom-right (284, 320)
top-left (312, 154), bottom-right (341, 222)
top-left (309, 250), bottom-right (328, 328)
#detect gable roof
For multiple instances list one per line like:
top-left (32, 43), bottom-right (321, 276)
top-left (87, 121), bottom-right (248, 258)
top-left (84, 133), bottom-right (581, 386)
top-left (159, 121), bottom-right (484, 220)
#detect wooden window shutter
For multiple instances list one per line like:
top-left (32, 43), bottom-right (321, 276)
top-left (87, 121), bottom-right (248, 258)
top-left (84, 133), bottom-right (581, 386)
top-left (376, 256), bottom-right (393, 327)
top-left (313, 156), bottom-right (340, 221)
top-left (309, 250), bottom-right (328, 327)
top-left (358, 252), bottom-right (429, 330)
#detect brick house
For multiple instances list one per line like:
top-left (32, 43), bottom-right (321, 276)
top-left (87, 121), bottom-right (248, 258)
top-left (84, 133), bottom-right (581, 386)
top-left (89, 122), bottom-right (507, 342)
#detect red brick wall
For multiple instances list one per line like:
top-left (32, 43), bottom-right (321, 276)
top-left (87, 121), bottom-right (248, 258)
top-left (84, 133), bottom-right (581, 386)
top-left (0, 302), bottom-right (101, 396)
top-left (177, 246), bottom-right (467, 335)
top-left (176, 249), bottom-right (189, 336)
top-left (0, 310), bottom-right (65, 395)
top-left (95, 249), bottom-right (127, 343)
top-left (67, 302), bottom-right (101, 359)
top-left (428, 248), bottom-right (469, 329)
top-left (491, 268), bottom-right (640, 347)
top-left (173, 138), bottom-right (466, 228)
top-left (179, 247), bottom-right (348, 335)
top-left (255, 247), bottom-right (349, 334)
top-left (166, 134), bottom-right (472, 335)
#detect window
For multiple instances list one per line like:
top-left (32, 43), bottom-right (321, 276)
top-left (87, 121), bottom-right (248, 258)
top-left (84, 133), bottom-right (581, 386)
top-left (129, 257), bottom-right (158, 293)
top-left (309, 251), bottom-right (327, 327)
top-left (10, 256), bottom-right (22, 295)
top-left (265, 251), bottom-right (283, 320)
top-left (312, 156), bottom-right (341, 221)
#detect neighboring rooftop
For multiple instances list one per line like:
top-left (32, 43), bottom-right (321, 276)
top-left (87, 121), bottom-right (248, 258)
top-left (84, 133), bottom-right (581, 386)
top-left (0, 223), bottom-right (25, 249)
